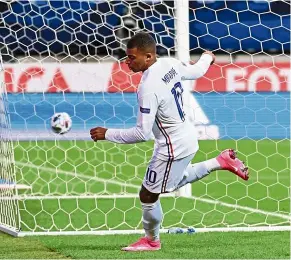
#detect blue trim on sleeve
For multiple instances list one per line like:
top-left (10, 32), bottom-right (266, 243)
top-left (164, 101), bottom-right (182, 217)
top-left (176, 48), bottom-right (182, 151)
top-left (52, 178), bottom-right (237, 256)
top-left (140, 107), bottom-right (151, 114)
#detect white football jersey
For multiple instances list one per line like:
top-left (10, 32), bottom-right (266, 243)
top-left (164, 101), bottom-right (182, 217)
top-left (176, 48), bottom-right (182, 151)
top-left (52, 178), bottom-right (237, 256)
top-left (105, 54), bottom-right (213, 160)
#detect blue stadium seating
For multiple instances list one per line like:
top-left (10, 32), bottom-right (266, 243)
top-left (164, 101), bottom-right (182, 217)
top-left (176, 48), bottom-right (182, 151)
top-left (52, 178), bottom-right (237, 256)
top-left (0, 0), bottom-right (290, 55)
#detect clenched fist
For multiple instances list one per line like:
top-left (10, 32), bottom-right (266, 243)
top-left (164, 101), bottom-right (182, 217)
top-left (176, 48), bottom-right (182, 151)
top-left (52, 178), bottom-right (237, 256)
top-left (189, 50), bottom-right (215, 65)
top-left (203, 50), bottom-right (215, 65)
top-left (90, 127), bottom-right (108, 142)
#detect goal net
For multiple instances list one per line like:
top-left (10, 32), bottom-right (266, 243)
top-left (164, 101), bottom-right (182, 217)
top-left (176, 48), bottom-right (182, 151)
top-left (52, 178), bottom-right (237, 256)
top-left (0, 0), bottom-right (290, 236)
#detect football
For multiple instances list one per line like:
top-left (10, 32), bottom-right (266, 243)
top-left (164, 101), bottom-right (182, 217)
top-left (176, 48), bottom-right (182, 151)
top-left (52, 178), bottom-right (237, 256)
top-left (51, 112), bottom-right (72, 134)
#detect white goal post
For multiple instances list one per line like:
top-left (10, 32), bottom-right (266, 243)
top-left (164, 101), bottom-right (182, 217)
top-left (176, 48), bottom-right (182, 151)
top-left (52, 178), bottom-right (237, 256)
top-left (0, 0), bottom-right (290, 237)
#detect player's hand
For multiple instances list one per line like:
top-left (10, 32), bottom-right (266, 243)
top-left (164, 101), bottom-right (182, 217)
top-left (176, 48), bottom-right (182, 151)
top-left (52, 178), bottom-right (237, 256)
top-left (90, 127), bottom-right (108, 142)
top-left (189, 51), bottom-right (215, 66)
top-left (203, 50), bottom-right (215, 65)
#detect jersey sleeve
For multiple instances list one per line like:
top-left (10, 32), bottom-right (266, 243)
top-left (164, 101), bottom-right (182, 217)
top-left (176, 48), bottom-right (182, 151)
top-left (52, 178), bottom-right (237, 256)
top-left (105, 92), bottom-right (158, 144)
top-left (178, 54), bottom-right (213, 80)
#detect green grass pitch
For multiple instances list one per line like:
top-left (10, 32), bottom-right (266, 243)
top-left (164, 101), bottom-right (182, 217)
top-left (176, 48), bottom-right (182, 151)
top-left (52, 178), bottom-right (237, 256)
top-left (0, 139), bottom-right (289, 258)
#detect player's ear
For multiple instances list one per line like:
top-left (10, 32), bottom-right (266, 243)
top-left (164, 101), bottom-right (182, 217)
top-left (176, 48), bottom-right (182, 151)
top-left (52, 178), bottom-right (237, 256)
top-left (145, 53), bottom-right (152, 61)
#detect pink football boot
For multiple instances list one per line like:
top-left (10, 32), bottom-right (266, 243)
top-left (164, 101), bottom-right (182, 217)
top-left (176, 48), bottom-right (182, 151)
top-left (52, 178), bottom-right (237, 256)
top-left (216, 149), bottom-right (249, 180)
top-left (122, 237), bottom-right (161, 252)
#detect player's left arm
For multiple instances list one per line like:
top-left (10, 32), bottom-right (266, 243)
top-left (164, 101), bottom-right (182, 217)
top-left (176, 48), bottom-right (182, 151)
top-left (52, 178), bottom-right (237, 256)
top-left (90, 92), bottom-right (158, 144)
top-left (179, 51), bottom-right (215, 80)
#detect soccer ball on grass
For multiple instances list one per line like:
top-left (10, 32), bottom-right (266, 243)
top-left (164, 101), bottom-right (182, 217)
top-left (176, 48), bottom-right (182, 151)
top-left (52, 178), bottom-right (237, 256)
top-left (51, 112), bottom-right (72, 134)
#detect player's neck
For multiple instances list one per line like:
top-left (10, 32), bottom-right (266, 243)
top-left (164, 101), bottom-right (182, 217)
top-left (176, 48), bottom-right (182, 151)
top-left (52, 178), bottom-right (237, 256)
top-left (143, 57), bottom-right (157, 72)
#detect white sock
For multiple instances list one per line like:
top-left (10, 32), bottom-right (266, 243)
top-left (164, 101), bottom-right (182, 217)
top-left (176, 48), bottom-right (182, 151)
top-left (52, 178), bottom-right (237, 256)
top-left (141, 200), bottom-right (162, 241)
top-left (176, 158), bottom-right (221, 190)
top-left (204, 158), bottom-right (221, 172)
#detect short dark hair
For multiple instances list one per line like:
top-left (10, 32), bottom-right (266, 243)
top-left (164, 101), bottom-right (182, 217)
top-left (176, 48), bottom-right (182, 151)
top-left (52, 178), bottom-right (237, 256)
top-left (127, 32), bottom-right (156, 53)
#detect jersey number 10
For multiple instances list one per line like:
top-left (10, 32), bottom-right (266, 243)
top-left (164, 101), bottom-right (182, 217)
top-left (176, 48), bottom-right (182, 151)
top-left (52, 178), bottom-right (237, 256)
top-left (171, 82), bottom-right (185, 121)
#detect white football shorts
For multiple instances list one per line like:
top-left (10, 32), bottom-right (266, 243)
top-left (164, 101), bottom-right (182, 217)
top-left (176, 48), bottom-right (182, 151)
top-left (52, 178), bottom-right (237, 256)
top-left (142, 153), bottom-right (195, 194)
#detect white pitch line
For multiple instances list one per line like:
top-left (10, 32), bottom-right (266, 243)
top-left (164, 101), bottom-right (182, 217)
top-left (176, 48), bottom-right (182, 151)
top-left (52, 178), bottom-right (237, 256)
top-left (187, 196), bottom-right (291, 221)
top-left (14, 161), bottom-right (291, 221)
top-left (15, 161), bottom-right (140, 189)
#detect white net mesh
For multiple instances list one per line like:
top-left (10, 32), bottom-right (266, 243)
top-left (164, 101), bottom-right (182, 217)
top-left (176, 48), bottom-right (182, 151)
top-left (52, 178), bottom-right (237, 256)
top-left (0, 65), bottom-right (19, 233)
top-left (0, 0), bottom-right (290, 234)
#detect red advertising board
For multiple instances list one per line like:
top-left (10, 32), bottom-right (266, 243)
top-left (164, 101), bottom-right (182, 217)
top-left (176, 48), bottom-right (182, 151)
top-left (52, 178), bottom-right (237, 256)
top-left (2, 61), bottom-right (290, 92)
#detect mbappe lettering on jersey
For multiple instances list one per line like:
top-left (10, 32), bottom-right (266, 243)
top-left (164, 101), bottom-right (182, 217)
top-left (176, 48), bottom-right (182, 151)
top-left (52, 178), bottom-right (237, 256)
top-left (162, 68), bottom-right (177, 84)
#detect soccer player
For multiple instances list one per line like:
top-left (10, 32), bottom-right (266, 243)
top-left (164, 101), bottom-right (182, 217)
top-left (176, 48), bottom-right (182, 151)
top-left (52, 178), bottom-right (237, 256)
top-left (90, 32), bottom-right (249, 252)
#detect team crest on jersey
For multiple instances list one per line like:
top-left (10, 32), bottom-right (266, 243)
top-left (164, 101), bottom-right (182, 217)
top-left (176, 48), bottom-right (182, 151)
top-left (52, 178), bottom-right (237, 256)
top-left (140, 107), bottom-right (151, 114)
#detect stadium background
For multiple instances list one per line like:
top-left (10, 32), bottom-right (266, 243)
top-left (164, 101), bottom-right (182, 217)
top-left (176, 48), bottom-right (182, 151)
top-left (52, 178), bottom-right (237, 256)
top-left (1, 0), bottom-right (290, 141)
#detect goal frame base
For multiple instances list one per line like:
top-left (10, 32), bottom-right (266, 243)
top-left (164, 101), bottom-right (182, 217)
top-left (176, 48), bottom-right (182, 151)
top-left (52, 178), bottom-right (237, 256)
top-left (16, 226), bottom-right (291, 237)
top-left (0, 225), bottom-right (18, 237)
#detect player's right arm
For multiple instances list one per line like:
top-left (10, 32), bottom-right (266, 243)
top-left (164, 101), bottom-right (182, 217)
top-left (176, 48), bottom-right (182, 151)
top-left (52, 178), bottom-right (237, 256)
top-left (178, 51), bottom-right (215, 80)
top-left (103, 91), bottom-right (158, 144)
